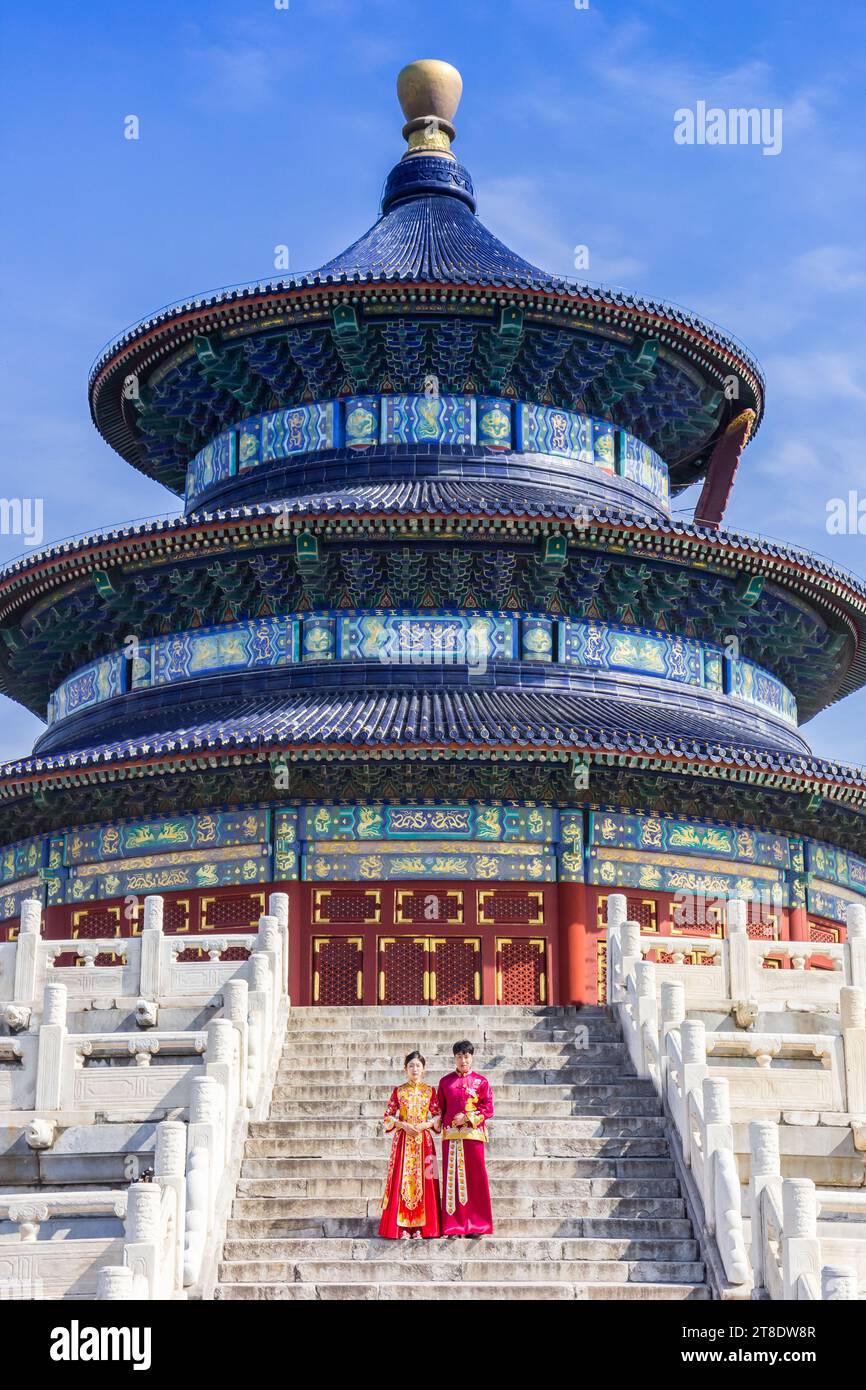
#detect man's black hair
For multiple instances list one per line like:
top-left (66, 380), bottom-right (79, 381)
top-left (452, 1039), bottom-right (475, 1056)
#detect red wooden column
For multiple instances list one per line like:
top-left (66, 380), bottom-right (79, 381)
top-left (789, 906), bottom-right (811, 941)
top-left (557, 881), bottom-right (588, 1006)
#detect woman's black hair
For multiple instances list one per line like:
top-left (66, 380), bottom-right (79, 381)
top-left (404, 1050), bottom-right (426, 1068)
top-left (452, 1040), bottom-right (475, 1056)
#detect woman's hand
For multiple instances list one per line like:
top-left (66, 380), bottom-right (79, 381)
top-left (403, 1122), bottom-right (420, 1138)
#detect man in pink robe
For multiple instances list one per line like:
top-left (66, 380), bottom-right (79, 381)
top-left (437, 1040), bottom-right (494, 1236)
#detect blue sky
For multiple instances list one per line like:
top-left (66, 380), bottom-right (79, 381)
top-left (1, 0), bottom-right (865, 765)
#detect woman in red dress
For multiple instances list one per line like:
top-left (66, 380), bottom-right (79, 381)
top-left (379, 1050), bottom-right (442, 1239)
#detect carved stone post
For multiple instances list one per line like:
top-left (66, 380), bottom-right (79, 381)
top-left (13, 898), bottom-right (42, 1007)
top-left (125, 1180), bottom-right (162, 1299)
top-left (154, 1120), bottom-right (187, 1295)
top-left (702, 1075), bottom-right (733, 1234)
top-left (222, 978), bottom-right (249, 1108)
top-left (659, 981), bottom-right (685, 1087)
top-left (822, 1265), bottom-right (858, 1300)
top-left (846, 903), bottom-right (866, 992)
top-left (267, 892), bottom-right (290, 993)
top-left (206, 1018), bottom-right (238, 1151)
top-left (634, 959), bottom-right (657, 1078)
top-left (139, 895), bottom-right (164, 999)
top-left (35, 981), bottom-right (67, 1110)
top-left (96, 1265), bottom-right (135, 1300)
top-left (605, 893), bottom-right (628, 1003)
top-left (256, 916), bottom-right (282, 1015)
top-left (840, 986), bottom-right (866, 1115)
top-left (678, 1018), bottom-right (707, 1174)
top-left (781, 1177), bottom-right (820, 1301)
top-left (749, 1119), bottom-right (781, 1292)
top-left (184, 1076), bottom-right (223, 1288)
top-left (727, 898), bottom-right (751, 1009)
top-left (247, 951), bottom-right (272, 1103)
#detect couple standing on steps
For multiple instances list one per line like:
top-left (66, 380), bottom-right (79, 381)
top-left (379, 1040), bottom-right (494, 1241)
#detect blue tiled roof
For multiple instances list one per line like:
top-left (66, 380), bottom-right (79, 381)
top-left (1, 688), bottom-right (863, 792)
top-left (88, 174), bottom-right (763, 394)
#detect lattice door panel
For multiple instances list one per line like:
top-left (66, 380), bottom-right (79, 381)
top-left (201, 892), bottom-right (265, 931)
top-left (395, 890), bottom-right (463, 925)
top-left (313, 936), bottom-right (363, 1006)
top-left (71, 906), bottom-right (122, 938)
top-left (313, 889), bottom-right (381, 924)
top-left (478, 890), bottom-right (544, 926)
top-left (162, 898), bottom-right (191, 934)
top-left (431, 938), bottom-right (480, 1005)
top-left (597, 895), bottom-right (659, 933)
top-left (808, 917), bottom-right (842, 944)
top-left (496, 937), bottom-right (547, 1005)
top-left (379, 936), bottom-right (428, 1005)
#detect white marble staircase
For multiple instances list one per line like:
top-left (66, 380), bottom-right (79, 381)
top-left (215, 1006), bottom-right (710, 1300)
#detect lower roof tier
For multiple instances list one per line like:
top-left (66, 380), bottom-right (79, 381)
top-left (0, 493), bottom-right (861, 722)
top-left (38, 610), bottom-right (801, 757)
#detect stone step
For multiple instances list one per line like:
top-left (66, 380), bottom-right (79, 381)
top-left (220, 1235), bottom-right (700, 1263)
top-left (279, 1038), bottom-right (622, 1055)
top-left (248, 1117), bottom-right (667, 1140)
top-left (236, 1177), bottom-right (681, 1201)
top-left (229, 1195), bottom-right (687, 1220)
top-left (278, 1045), bottom-right (622, 1061)
top-left (270, 1081), bottom-right (653, 1102)
top-left (272, 1067), bottom-right (637, 1087)
top-left (283, 1012), bottom-right (607, 1022)
top-left (218, 1257), bottom-right (706, 1285)
top-left (215, 1280), bottom-right (709, 1301)
top-left (223, 1215), bottom-right (695, 1240)
top-left (268, 1097), bottom-right (663, 1118)
top-left (238, 1156), bottom-right (676, 1181)
top-left (243, 1137), bottom-right (670, 1159)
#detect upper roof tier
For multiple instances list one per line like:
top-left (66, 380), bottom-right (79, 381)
top-left (88, 61), bottom-right (764, 498)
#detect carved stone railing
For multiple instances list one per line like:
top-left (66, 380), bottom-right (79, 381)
top-left (606, 893), bottom-right (865, 1300)
top-left (608, 898), bottom-right (866, 1021)
top-left (0, 896), bottom-right (266, 1022)
top-left (0, 892), bottom-right (290, 1301)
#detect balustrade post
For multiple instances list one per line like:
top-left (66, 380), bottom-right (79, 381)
top-left (749, 1119), bottom-right (781, 1292)
top-left (839, 986), bottom-right (866, 1115)
top-left (154, 1120), bottom-right (187, 1296)
top-left (727, 897), bottom-right (751, 1007)
top-left (822, 1265), bottom-right (859, 1300)
top-left (206, 1019), bottom-right (239, 1154)
top-left (605, 893), bottom-right (628, 1003)
top-left (139, 895), bottom-right (164, 999)
top-left (634, 959), bottom-right (658, 1078)
top-left (702, 1076), bottom-right (733, 1235)
top-left (846, 904), bottom-right (866, 992)
top-left (96, 1265), bottom-right (135, 1300)
top-left (184, 1075), bottom-right (224, 1288)
top-left (267, 892), bottom-right (289, 993)
top-left (124, 1181), bottom-right (162, 1299)
top-left (222, 978), bottom-right (249, 1108)
top-left (13, 898), bottom-right (42, 1007)
top-left (781, 1178), bottom-right (820, 1301)
top-left (35, 982), bottom-right (67, 1110)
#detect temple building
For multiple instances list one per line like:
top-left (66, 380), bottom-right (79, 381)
top-left (2, 59), bottom-right (866, 1010)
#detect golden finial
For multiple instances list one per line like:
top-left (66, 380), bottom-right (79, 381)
top-left (397, 59), bottom-right (463, 158)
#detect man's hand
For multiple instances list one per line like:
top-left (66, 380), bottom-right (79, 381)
top-left (453, 1112), bottom-right (467, 1127)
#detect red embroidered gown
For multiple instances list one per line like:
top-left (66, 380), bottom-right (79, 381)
top-left (437, 1071), bottom-right (495, 1235)
top-left (379, 1081), bottom-right (442, 1238)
